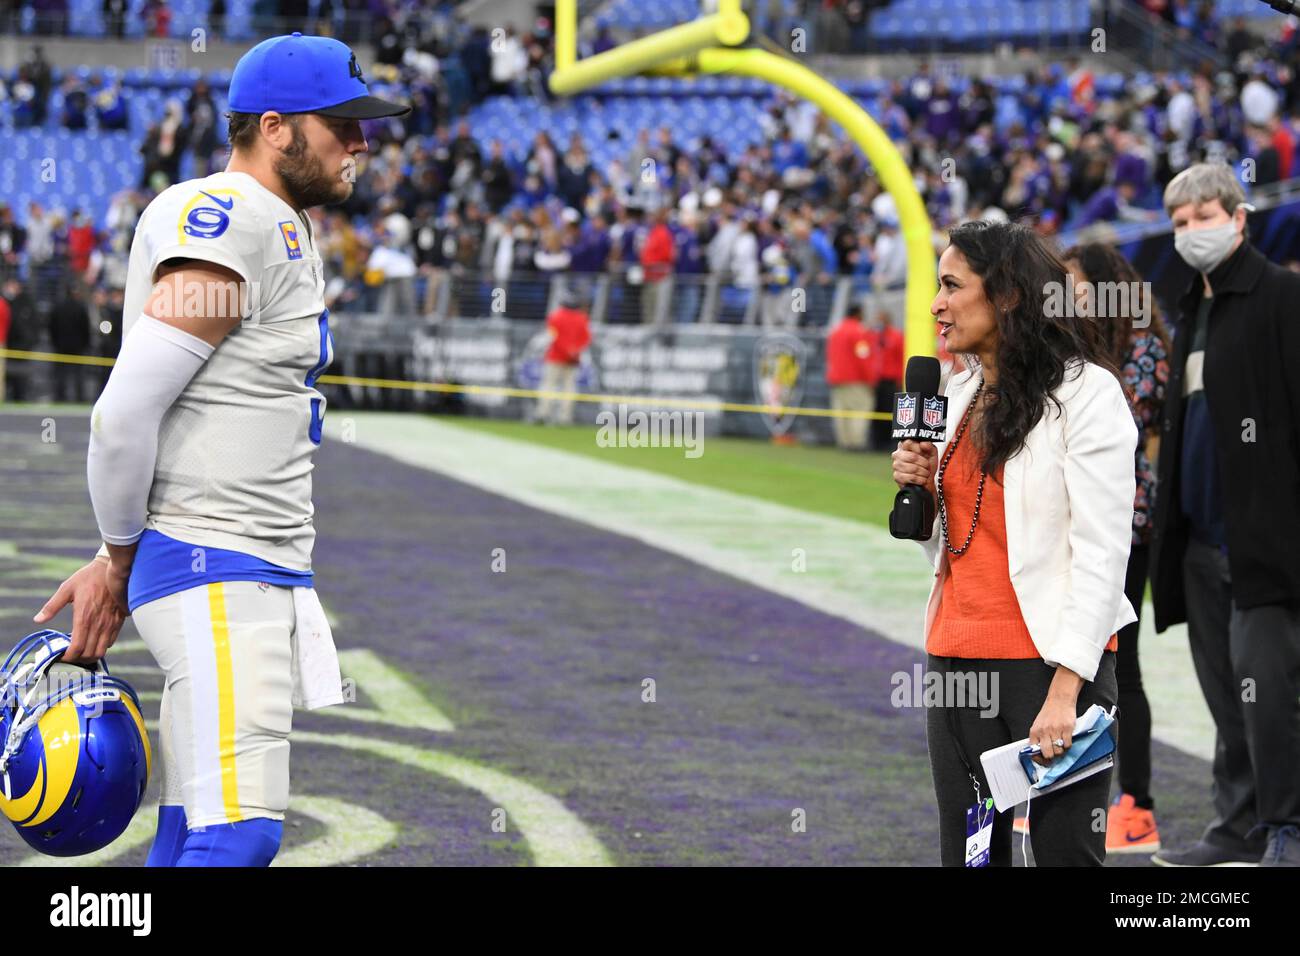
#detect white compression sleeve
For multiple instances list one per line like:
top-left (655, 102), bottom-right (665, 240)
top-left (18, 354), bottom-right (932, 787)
top-left (88, 315), bottom-right (215, 545)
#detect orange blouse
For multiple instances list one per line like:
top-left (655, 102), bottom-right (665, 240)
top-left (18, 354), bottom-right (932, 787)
top-left (927, 430), bottom-right (1119, 659)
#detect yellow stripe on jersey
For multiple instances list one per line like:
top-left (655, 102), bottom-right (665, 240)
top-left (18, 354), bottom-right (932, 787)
top-left (176, 188), bottom-right (247, 246)
top-left (207, 582), bottom-right (243, 822)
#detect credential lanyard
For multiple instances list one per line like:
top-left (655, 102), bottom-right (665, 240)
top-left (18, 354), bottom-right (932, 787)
top-left (943, 661), bottom-right (986, 808)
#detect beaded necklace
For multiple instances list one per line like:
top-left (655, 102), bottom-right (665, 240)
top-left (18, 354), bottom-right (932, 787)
top-left (936, 377), bottom-right (988, 557)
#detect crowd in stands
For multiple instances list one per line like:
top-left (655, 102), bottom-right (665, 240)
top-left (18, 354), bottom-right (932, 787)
top-left (5, 1), bottom-right (1300, 351)
top-left (24, 0), bottom-right (1229, 57)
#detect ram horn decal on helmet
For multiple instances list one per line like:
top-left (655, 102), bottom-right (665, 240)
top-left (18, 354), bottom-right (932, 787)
top-left (0, 630), bottom-right (151, 857)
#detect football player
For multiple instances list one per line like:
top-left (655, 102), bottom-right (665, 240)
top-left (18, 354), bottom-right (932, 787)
top-left (33, 33), bottom-right (409, 866)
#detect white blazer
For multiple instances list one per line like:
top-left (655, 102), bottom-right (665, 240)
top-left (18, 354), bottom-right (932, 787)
top-left (917, 360), bottom-right (1139, 682)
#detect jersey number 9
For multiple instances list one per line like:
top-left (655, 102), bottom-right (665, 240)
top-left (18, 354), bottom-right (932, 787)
top-left (183, 207), bottom-right (231, 240)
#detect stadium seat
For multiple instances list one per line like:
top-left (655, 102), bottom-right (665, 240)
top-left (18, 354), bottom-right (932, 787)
top-left (0, 44), bottom-right (1203, 228)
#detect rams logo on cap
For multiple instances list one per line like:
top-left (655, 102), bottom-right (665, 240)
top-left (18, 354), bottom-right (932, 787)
top-left (279, 221), bottom-right (303, 260)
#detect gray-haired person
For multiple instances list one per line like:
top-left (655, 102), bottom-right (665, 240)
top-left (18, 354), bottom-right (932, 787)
top-left (1150, 162), bottom-right (1300, 867)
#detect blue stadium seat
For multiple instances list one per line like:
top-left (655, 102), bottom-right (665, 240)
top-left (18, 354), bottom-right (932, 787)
top-left (0, 37), bottom-right (1194, 231)
top-left (859, 0), bottom-right (1093, 44)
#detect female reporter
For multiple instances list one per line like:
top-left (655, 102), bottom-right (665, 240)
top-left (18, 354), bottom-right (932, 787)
top-left (892, 220), bottom-right (1138, 866)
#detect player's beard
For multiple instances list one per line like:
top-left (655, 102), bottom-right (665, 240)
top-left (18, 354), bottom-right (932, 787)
top-left (275, 121), bottom-right (349, 210)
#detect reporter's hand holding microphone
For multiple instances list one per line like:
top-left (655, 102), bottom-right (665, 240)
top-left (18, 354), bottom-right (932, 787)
top-left (892, 440), bottom-right (937, 497)
top-left (887, 356), bottom-right (946, 540)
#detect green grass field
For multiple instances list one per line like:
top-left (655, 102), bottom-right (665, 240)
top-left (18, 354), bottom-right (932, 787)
top-left (438, 416), bottom-right (901, 530)
top-left (7, 402), bottom-right (900, 529)
top-left (437, 416), bottom-right (1159, 608)
top-left (0, 407), bottom-right (1204, 865)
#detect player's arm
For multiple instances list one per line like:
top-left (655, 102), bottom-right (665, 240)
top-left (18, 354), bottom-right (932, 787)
top-left (36, 261), bottom-right (245, 662)
top-left (94, 260), bottom-right (245, 561)
top-left (142, 259), bottom-right (249, 346)
top-left (90, 259), bottom-right (245, 557)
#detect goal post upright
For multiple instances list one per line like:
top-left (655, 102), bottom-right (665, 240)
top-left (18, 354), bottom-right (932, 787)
top-left (549, 0), bottom-right (936, 359)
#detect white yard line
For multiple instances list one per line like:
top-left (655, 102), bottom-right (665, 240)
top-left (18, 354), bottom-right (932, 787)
top-left (329, 413), bottom-right (1213, 762)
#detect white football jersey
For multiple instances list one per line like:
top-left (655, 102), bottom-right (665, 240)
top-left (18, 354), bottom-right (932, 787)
top-left (121, 170), bottom-right (333, 571)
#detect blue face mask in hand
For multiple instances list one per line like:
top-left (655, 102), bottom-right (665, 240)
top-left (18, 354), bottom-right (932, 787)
top-left (1019, 707), bottom-right (1116, 790)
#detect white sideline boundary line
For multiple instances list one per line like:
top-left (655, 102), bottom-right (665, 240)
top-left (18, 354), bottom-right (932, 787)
top-left (325, 414), bottom-right (1214, 763)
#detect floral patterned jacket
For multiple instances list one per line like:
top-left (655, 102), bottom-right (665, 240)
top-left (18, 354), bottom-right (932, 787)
top-left (1121, 331), bottom-right (1170, 548)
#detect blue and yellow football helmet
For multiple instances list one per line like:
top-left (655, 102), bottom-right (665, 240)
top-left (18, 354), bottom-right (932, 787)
top-left (0, 630), bottom-right (150, 856)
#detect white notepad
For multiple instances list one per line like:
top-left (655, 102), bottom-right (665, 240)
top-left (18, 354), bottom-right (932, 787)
top-left (979, 705), bottom-right (1115, 812)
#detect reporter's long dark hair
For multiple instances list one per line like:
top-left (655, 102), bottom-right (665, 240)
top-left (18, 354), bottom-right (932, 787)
top-left (945, 219), bottom-right (1120, 479)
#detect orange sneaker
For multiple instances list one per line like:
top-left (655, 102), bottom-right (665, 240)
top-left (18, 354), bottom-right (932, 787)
top-left (1106, 793), bottom-right (1161, 854)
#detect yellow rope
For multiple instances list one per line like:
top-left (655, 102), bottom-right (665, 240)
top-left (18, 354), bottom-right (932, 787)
top-left (0, 348), bottom-right (894, 421)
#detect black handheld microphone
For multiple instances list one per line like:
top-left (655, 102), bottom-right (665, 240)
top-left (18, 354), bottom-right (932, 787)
top-left (888, 355), bottom-right (948, 540)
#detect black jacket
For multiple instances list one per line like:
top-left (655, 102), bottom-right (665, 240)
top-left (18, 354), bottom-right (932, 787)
top-left (49, 297), bottom-right (91, 354)
top-left (1150, 240), bottom-right (1300, 631)
top-left (1, 291), bottom-right (38, 351)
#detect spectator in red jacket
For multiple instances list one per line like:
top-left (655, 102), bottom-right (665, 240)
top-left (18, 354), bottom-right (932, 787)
top-left (1270, 115), bottom-right (1294, 179)
top-left (536, 288), bottom-right (591, 425)
top-left (66, 211), bottom-right (97, 279)
top-left (639, 207), bottom-right (675, 324)
top-left (145, 0), bottom-right (172, 37)
top-left (826, 303), bottom-right (876, 449)
top-left (869, 309), bottom-right (905, 450)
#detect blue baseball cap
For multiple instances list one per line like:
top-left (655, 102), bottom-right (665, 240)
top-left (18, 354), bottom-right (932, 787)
top-left (229, 32), bottom-right (410, 119)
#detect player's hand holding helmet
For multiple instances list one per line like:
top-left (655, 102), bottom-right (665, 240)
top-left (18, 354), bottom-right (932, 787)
top-left (0, 630), bottom-right (150, 856)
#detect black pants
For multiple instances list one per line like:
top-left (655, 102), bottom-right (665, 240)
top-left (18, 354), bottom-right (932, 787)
top-left (52, 361), bottom-right (87, 403)
top-left (1116, 543), bottom-right (1152, 806)
top-left (4, 366), bottom-right (29, 402)
top-left (870, 378), bottom-right (898, 450)
top-left (1183, 539), bottom-right (1300, 851)
top-left (927, 652), bottom-right (1118, 866)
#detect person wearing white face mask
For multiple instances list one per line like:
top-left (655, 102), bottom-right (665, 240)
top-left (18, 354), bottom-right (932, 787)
top-left (1149, 162), bottom-right (1300, 867)
top-left (1171, 202), bottom-right (1254, 285)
